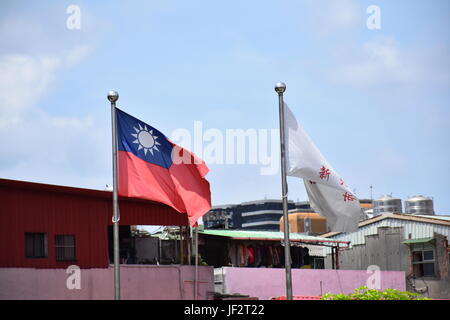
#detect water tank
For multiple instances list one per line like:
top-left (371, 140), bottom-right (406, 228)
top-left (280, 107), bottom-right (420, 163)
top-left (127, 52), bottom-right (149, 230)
top-left (405, 195), bottom-right (434, 215)
top-left (373, 195), bottom-right (402, 216)
top-left (365, 209), bottom-right (374, 219)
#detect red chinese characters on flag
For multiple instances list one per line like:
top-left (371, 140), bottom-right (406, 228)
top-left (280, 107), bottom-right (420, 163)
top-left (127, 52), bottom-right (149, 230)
top-left (319, 166), bottom-right (331, 181)
top-left (343, 192), bottom-right (356, 202)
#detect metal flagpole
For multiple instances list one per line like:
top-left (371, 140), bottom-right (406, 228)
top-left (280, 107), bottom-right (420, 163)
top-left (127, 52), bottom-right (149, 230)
top-left (108, 90), bottom-right (121, 300)
top-left (180, 226), bottom-right (184, 264)
top-left (187, 225), bottom-right (191, 265)
top-left (275, 82), bottom-right (293, 300)
top-left (194, 226), bottom-right (199, 300)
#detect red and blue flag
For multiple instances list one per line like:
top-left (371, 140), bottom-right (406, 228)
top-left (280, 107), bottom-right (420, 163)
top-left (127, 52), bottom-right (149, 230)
top-left (116, 108), bottom-right (211, 226)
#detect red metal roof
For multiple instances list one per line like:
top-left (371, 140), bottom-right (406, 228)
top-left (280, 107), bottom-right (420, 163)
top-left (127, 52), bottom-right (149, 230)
top-left (0, 178), bottom-right (190, 225)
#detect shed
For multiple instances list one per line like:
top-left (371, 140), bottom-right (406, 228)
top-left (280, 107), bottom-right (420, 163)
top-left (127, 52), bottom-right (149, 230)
top-left (198, 229), bottom-right (349, 269)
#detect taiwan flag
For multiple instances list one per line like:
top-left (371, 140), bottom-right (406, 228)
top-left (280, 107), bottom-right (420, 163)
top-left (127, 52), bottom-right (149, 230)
top-left (116, 108), bottom-right (211, 226)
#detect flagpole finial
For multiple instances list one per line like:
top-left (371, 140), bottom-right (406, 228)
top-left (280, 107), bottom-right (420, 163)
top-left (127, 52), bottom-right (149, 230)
top-left (275, 82), bottom-right (286, 94)
top-left (107, 91), bottom-right (119, 103)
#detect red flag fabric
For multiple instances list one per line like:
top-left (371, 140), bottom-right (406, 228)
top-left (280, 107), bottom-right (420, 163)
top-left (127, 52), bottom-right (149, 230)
top-left (116, 108), bottom-right (211, 226)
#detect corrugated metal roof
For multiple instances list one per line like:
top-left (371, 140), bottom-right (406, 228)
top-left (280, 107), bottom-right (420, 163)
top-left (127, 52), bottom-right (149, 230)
top-left (0, 177), bottom-right (187, 210)
top-left (414, 215), bottom-right (450, 221)
top-left (321, 213), bottom-right (450, 254)
top-left (200, 229), bottom-right (347, 244)
top-left (322, 213), bottom-right (450, 238)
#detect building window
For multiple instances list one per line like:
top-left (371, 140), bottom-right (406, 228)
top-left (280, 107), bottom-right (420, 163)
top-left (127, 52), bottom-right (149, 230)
top-left (412, 250), bottom-right (435, 277)
top-left (312, 257), bottom-right (325, 269)
top-left (25, 233), bottom-right (48, 258)
top-left (55, 235), bottom-right (76, 261)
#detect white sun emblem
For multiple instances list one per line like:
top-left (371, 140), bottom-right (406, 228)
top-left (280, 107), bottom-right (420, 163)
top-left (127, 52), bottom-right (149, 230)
top-left (131, 124), bottom-right (161, 156)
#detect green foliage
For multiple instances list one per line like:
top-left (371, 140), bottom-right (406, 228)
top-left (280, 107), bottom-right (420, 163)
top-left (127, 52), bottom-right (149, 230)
top-left (190, 254), bottom-right (208, 266)
top-left (321, 286), bottom-right (431, 300)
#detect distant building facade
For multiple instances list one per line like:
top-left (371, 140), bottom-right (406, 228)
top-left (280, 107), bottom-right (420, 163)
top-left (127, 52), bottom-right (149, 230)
top-left (280, 199), bottom-right (373, 234)
top-left (204, 199), bottom-right (374, 232)
top-left (203, 200), bottom-right (300, 231)
top-left (280, 211), bottom-right (327, 235)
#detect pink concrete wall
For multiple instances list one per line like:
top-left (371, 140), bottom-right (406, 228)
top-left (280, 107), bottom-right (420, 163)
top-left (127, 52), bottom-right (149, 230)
top-left (0, 265), bottom-right (214, 300)
top-left (222, 268), bottom-right (406, 300)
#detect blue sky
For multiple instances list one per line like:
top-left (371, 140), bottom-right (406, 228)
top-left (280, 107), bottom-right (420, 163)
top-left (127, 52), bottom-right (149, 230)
top-left (0, 0), bottom-right (449, 217)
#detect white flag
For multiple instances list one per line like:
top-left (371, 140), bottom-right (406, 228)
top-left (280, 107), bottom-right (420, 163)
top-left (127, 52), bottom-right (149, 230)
top-left (284, 103), bottom-right (360, 232)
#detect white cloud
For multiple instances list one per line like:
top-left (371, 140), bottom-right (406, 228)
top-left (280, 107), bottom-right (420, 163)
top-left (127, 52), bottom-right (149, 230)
top-left (0, 7), bottom-right (97, 125)
top-left (0, 43), bottom-right (95, 128)
top-left (0, 40), bottom-right (97, 127)
top-left (0, 48), bottom-right (104, 186)
top-left (0, 10), bottom-right (105, 188)
top-left (0, 109), bottom-right (110, 189)
top-left (0, 54), bottom-right (60, 127)
top-left (328, 36), bottom-right (408, 88)
top-left (327, 36), bottom-right (449, 89)
top-left (65, 44), bottom-right (95, 66)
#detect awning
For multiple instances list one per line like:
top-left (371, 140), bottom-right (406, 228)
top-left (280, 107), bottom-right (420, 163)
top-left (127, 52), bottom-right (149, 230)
top-left (402, 237), bottom-right (434, 244)
top-left (199, 229), bottom-right (350, 245)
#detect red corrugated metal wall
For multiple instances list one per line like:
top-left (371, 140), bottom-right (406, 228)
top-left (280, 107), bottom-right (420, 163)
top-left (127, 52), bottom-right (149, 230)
top-left (0, 179), bottom-right (189, 269)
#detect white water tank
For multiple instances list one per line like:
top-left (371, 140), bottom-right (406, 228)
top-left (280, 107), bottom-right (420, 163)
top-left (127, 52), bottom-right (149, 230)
top-left (405, 195), bottom-right (434, 215)
top-left (373, 195), bottom-right (402, 216)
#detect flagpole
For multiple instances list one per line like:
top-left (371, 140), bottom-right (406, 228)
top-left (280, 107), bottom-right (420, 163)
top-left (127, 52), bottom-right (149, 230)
top-left (275, 82), bottom-right (293, 300)
top-left (194, 226), bottom-right (199, 300)
top-left (108, 90), bottom-right (121, 300)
